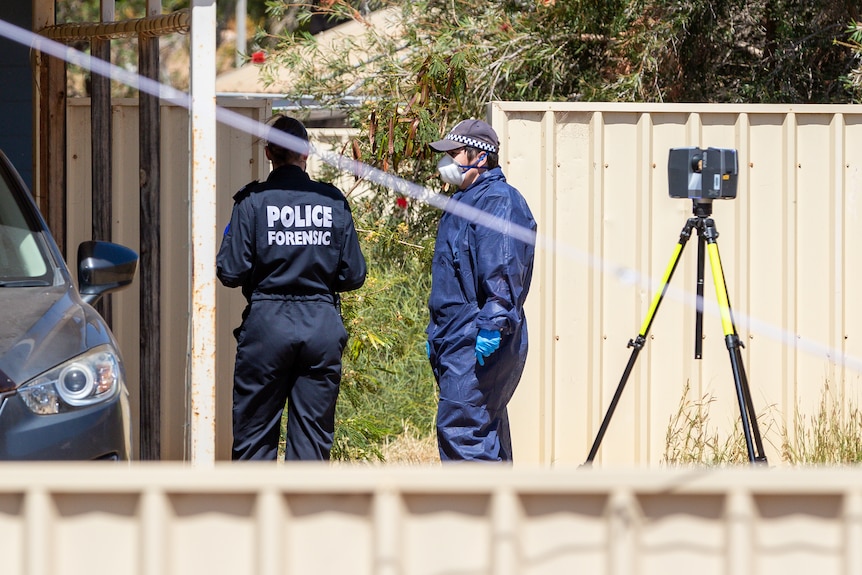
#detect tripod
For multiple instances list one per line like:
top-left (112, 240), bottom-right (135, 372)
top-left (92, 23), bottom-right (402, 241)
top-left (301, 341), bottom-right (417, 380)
top-left (584, 199), bottom-right (767, 465)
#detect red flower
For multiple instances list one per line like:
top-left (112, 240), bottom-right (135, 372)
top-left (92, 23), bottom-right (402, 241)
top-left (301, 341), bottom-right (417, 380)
top-left (251, 51), bottom-right (266, 64)
top-left (396, 197), bottom-right (408, 209)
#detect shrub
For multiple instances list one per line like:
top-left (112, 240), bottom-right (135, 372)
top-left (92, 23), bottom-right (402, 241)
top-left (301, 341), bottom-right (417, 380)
top-left (331, 188), bottom-right (440, 461)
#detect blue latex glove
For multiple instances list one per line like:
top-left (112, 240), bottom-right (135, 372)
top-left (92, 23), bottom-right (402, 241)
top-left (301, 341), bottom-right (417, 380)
top-left (475, 329), bottom-right (501, 366)
top-left (426, 341), bottom-right (430, 359)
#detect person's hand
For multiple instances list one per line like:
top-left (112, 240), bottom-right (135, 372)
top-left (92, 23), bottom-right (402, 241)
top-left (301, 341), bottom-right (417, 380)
top-left (426, 341), bottom-right (430, 359)
top-left (475, 329), bottom-right (501, 366)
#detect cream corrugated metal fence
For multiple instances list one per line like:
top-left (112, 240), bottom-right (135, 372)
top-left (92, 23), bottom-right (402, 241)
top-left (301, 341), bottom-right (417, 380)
top-left (2, 463), bottom-right (862, 575)
top-left (491, 102), bottom-right (862, 466)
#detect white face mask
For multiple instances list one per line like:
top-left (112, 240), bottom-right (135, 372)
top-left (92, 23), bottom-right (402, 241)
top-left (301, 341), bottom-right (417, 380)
top-left (436, 153), bottom-right (487, 187)
top-left (436, 155), bottom-right (466, 187)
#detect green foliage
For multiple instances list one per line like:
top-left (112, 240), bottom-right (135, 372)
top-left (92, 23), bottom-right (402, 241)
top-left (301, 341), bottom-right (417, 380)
top-left (653, 0), bottom-right (856, 103)
top-left (261, 1), bottom-right (858, 113)
top-left (331, 192), bottom-right (438, 461)
top-left (837, 21), bottom-right (862, 98)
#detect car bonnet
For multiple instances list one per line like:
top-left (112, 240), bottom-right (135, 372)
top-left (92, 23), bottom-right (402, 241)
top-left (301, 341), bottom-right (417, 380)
top-left (0, 285), bottom-right (96, 392)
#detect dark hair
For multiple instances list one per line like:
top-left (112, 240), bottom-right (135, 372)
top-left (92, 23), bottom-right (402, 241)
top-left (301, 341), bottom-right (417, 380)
top-left (265, 114), bottom-right (309, 166)
top-left (465, 146), bottom-right (499, 170)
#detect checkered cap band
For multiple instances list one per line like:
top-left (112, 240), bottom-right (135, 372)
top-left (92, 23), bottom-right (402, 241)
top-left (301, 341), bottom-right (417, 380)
top-left (444, 133), bottom-right (498, 153)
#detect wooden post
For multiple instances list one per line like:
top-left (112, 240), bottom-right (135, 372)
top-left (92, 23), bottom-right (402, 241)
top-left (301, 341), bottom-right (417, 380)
top-left (91, 2), bottom-right (115, 325)
top-left (138, 29), bottom-right (161, 461)
top-left (38, 53), bottom-right (66, 255)
top-left (90, 37), bottom-right (112, 246)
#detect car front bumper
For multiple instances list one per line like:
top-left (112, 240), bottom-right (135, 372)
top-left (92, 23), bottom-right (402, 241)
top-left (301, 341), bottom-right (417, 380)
top-left (0, 389), bottom-right (131, 460)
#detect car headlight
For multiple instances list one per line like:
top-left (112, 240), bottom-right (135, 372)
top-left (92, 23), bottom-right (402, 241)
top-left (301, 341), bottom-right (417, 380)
top-left (18, 345), bottom-right (122, 415)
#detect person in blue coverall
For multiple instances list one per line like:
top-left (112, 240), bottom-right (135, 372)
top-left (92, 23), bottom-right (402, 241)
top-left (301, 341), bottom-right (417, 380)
top-left (426, 119), bottom-right (537, 461)
top-left (216, 115), bottom-right (366, 461)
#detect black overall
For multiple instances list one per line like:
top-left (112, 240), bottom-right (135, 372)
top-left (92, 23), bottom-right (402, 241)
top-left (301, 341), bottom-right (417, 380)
top-left (217, 165), bottom-right (366, 460)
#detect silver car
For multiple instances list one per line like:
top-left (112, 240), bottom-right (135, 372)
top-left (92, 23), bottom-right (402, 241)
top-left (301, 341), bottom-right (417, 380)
top-left (0, 149), bottom-right (136, 460)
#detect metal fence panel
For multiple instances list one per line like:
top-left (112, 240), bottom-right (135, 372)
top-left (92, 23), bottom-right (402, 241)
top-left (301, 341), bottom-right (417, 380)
top-left (0, 464), bottom-right (861, 574)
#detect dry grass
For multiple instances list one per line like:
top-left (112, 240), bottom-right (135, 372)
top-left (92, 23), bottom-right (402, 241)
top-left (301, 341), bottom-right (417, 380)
top-left (662, 381), bottom-right (752, 466)
top-left (664, 380), bottom-right (862, 466)
top-left (782, 382), bottom-right (862, 464)
top-left (328, 426), bottom-right (439, 466)
top-left (380, 426), bottom-right (439, 465)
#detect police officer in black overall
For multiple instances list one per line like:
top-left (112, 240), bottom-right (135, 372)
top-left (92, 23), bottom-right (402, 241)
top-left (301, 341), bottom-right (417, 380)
top-left (217, 115), bottom-right (367, 461)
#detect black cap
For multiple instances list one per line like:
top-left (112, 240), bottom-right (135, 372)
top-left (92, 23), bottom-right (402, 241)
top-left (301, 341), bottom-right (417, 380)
top-left (267, 115), bottom-right (308, 146)
top-left (429, 119), bottom-right (499, 154)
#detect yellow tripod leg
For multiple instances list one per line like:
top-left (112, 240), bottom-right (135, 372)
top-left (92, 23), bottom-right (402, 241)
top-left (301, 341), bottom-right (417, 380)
top-left (706, 242), bottom-right (736, 336)
top-left (639, 243), bottom-right (684, 336)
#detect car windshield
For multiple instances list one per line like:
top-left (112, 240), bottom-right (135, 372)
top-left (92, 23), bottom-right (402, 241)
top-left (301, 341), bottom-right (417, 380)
top-left (0, 170), bottom-right (53, 286)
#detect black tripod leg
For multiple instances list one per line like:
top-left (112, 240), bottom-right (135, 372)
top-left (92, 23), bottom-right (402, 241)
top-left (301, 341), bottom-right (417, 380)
top-left (703, 230), bottom-right (768, 464)
top-left (695, 234), bottom-right (705, 359)
top-left (729, 342), bottom-right (767, 462)
top-left (584, 221), bottom-right (695, 465)
top-left (584, 344), bottom-right (643, 464)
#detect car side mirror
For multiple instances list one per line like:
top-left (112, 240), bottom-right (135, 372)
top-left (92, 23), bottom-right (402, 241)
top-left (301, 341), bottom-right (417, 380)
top-left (77, 240), bottom-right (138, 305)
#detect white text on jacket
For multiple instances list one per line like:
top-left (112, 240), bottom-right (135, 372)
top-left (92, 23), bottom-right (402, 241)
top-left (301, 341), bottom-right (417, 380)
top-left (266, 204), bottom-right (333, 246)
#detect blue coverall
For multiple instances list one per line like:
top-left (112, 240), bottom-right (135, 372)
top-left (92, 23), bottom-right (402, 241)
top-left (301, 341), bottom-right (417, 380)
top-left (426, 167), bottom-right (536, 461)
top-left (216, 165), bottom-right (366, 460)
